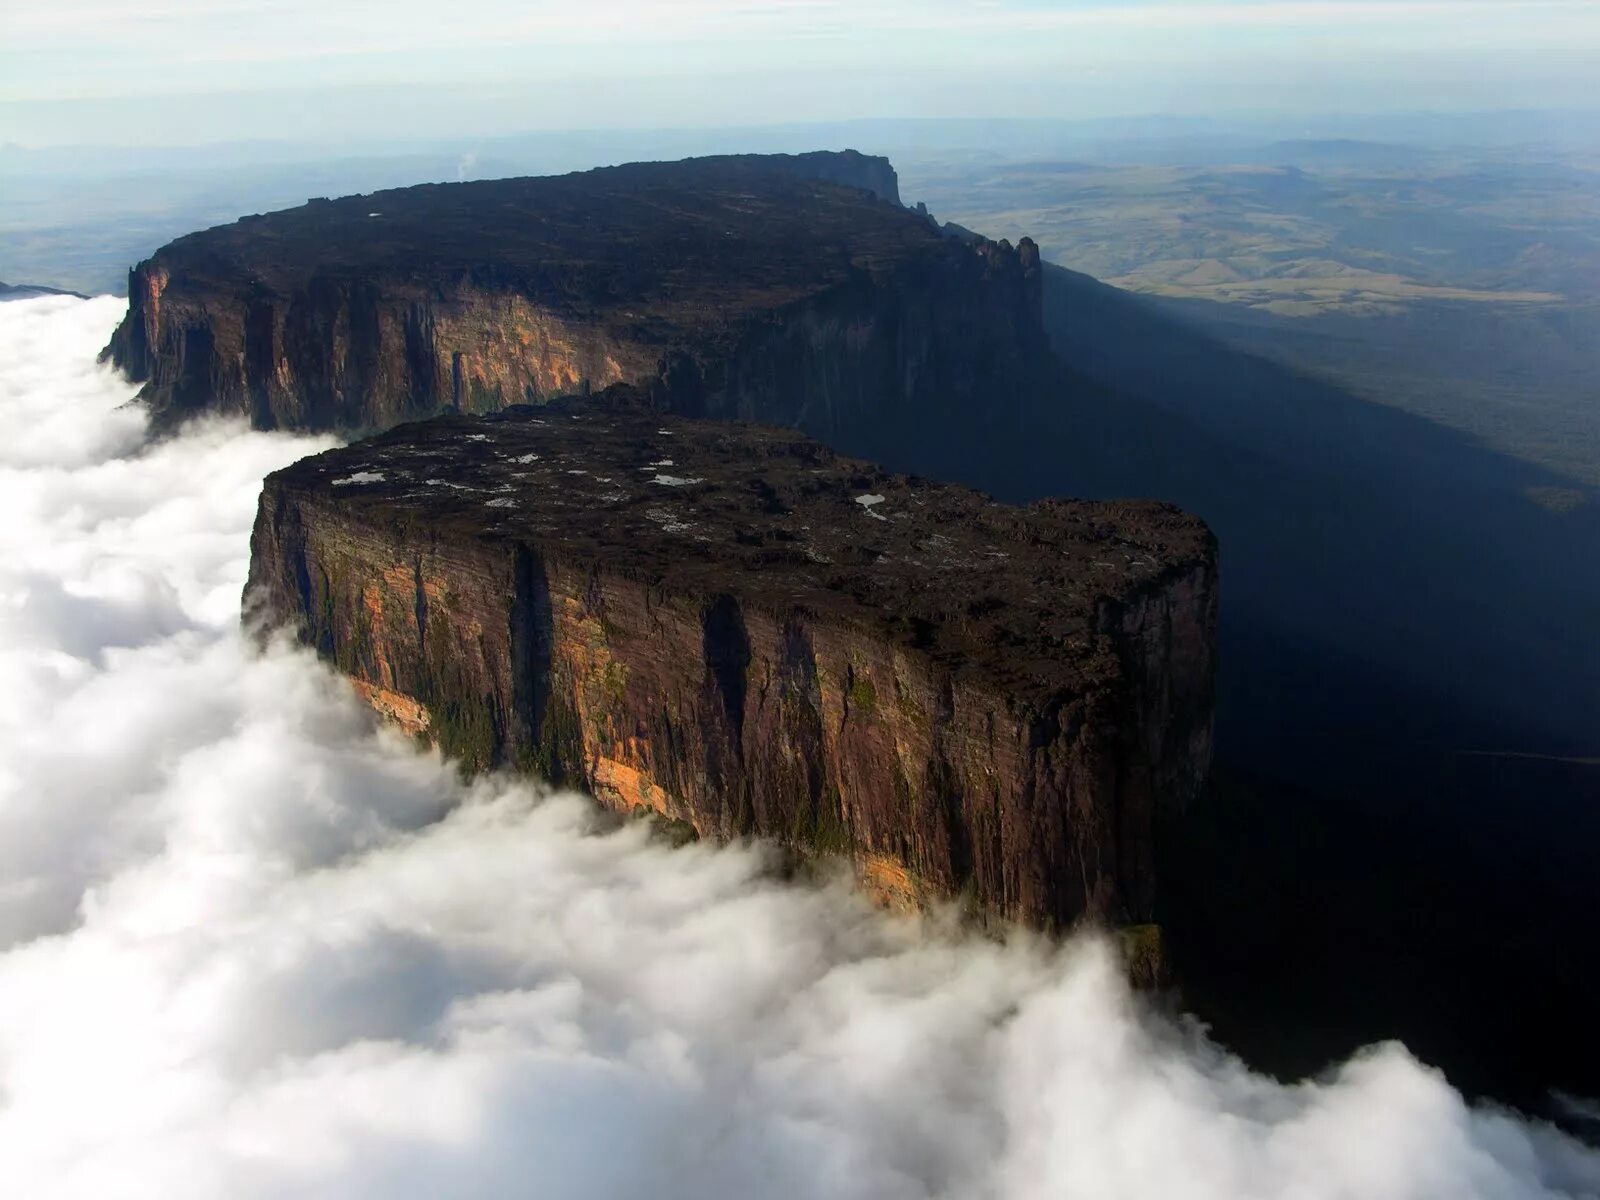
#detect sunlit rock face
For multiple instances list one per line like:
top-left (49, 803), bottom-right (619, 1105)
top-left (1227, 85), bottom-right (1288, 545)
top-left (247, 405), bottom-right (1217, 930)
top-left (103, 150), bottom-right (1042, 449)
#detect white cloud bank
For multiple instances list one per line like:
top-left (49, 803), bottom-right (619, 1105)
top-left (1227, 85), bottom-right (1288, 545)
top-left (0, 294), bottom-right (1595, 1198)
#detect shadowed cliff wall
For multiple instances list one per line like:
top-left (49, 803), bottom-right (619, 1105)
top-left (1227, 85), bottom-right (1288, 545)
top-left (246, 413), bottom-right (1217, 931)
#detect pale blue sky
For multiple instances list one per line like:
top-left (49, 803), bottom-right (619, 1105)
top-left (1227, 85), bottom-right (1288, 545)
top-left (3, 0), bottom-right (1598, 145)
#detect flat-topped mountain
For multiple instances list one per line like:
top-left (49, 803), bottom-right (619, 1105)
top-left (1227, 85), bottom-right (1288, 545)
top-left (105, 150), bottom-right (1042, 444)
top-left (247, 403), bottom-right (1216, 929)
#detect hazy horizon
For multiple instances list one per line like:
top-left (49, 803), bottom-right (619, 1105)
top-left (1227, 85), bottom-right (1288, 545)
top-left (5, 0), bottom-right (1600, 147)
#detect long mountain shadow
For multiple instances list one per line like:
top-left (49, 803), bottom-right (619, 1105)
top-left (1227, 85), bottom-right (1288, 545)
top-left (818, 261), bottom-right (1600, 1113)
top-left (1036, 263), bottom-right (1598, 771)
top-left (1049, 267), bottom-right (1600, 1108)
top-left (1037, 266), bottom-right (1600, 1113)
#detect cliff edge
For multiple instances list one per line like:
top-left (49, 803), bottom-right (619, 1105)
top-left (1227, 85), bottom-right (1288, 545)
top-left (105, 150), bottom-right (1041, 451)
top-left (246, 404), bottom-right (1217, 929)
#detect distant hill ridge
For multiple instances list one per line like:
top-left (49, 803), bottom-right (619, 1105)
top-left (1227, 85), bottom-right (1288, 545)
top-left (0, 280), bottom-right (88, 301)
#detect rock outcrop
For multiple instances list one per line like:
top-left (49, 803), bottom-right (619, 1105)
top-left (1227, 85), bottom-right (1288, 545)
top-left (246, 404), bottom-right (1217, 930)
top-left (104, 151), bottom-right (1042, 448)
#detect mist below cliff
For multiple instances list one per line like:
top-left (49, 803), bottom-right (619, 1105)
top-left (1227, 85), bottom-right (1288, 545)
top-left (1, 296), bottom-right (1595, 1198)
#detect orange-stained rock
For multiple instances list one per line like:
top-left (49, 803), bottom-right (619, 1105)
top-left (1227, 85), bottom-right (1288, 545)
top-left (246, 407), bottom-right (1216, 932)
top-left (100, 151), bottom-right (1044, 459)
top-left (351, 679), bottom-right (432, 738)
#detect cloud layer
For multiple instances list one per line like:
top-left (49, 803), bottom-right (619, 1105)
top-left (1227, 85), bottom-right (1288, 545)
top-left (0, 295), bottom-right (1595, 1198)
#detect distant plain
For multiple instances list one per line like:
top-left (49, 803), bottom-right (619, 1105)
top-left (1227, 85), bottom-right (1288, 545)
top-left (899, 141), bottom-right (1600, 489)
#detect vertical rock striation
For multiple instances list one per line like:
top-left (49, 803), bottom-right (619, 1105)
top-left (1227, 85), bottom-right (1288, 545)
top-left (103, 151), bottom-right (1039, 441)
top-left (246, 407), bottom-right (1217, 930)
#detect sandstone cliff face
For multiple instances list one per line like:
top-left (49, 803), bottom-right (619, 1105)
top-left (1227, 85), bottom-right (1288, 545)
top-left (663, 237), bottom-right (1044, 462)
top-left (246, 408), bottom-right (1216, 930)
top-left (105, 151), bottom-right (1039, 439)
top-left (112, 270), bottom-right (661, 431)
top-left (767, 148), bottom-right (901, 203)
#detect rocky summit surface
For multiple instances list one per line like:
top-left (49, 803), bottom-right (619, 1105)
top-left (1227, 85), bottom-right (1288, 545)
top-left (104, 150), bottom-right (1043, 449)
top-left (248, 404), bottom-right (1216, 929)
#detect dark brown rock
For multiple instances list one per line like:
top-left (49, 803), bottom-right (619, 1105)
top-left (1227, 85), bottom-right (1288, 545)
top-left (246, 404), bottom-right (1217, 930)
top-left (104, 151), bottom-right (1043, 448)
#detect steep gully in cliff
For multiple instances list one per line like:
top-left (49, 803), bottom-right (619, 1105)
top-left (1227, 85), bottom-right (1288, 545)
top-left (247, 410), bottom-right (1216, 934)
top-left (99, 152), bottom-right (1046, 451)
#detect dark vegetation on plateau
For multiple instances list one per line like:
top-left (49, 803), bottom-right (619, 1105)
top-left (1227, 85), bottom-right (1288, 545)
top-left (250, 406), bottom-right (1216, 931)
